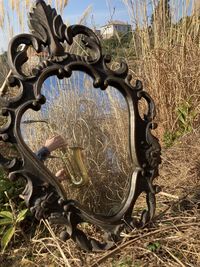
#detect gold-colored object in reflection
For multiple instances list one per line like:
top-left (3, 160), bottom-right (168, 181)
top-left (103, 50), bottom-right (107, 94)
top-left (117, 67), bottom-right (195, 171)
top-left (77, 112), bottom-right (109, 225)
top-left (60, 146), bottom-right (90, 186)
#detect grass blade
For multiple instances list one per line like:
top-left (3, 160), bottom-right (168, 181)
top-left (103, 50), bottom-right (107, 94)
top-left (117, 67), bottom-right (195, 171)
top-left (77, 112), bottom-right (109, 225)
top-left (1, 225), bottom-right (15, 252)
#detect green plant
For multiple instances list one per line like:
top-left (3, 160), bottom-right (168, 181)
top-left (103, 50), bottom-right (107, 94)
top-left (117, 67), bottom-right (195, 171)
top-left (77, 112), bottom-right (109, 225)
top-left (102, 31), bottom-right (133, 58)
top-left (0, 169), bottom-right (25, 208)
top-left (147, 241), bottom-right (161, 252)
top-left (0, 204), bottom-right (28, 252)
top-left (0, 168), bottom-right (29, 252)
top-left (0, 170), bottom-right (14, 205)
top-left (176, 100), bottom-right (196, 134)
top-left (163, 100), bottom-right (196, 147)
top-left (163, 130), bottom-right (178, 148)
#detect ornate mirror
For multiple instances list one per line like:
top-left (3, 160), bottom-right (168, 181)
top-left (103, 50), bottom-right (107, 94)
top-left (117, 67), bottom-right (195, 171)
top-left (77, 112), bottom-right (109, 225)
top-left (0, 0), bottom-right (161, 251)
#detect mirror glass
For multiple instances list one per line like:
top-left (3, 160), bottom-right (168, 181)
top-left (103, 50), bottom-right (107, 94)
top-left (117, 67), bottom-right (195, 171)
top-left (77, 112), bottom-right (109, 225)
top-left (21, 72), bottom-right (134, 216)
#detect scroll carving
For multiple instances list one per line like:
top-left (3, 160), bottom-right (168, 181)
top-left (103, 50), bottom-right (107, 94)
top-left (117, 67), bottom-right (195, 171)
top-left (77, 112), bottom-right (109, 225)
top-left (0, 0), bottom-right (161, 251)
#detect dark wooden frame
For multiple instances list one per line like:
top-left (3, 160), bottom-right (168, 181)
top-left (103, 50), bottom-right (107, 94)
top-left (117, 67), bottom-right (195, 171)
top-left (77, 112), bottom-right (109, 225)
top-left (0, 0), bottom-right (161, 251)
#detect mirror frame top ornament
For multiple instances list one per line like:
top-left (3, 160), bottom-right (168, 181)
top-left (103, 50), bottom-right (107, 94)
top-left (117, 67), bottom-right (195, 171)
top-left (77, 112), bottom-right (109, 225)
top-left (0, 0), bottom-right (161, 251)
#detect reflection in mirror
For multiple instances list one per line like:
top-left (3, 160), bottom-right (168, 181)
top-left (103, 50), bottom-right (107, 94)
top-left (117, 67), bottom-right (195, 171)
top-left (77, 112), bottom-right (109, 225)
top-left (21, 72), bottom-right (134, 216)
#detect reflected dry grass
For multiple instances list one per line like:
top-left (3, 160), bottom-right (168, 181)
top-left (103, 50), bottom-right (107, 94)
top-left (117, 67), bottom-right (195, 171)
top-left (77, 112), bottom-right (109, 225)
top-left (21, 72), bottom-right (133, 215)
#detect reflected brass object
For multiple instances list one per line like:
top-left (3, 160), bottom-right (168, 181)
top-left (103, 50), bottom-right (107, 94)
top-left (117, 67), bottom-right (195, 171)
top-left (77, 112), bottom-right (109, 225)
top-left (0, 0), bottom-right (161, 251)
top-left (60, 146), bottom-right (90, 186)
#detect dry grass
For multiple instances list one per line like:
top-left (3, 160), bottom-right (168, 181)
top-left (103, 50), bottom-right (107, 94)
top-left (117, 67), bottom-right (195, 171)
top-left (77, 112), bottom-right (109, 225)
top-left (122, 0), bottom-right (200, 137)
top-left (1, 131), bottom-right (200, 266)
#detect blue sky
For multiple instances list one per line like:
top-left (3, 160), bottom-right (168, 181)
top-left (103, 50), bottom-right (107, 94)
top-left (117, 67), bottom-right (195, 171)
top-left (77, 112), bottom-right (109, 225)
top-left (0, 0), bottom-right (196, 52)
top-left (0, 0), bottom-right (132, 52)
top-left (63, 0), bottom-right (131, 27)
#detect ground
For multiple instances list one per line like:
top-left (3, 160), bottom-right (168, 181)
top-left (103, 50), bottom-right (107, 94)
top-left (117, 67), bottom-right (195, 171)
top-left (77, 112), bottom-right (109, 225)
top-left (0, 131), bottom-right (200, 267)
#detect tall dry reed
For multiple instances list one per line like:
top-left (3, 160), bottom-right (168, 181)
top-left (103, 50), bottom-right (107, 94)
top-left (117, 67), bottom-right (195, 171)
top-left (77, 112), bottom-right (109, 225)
top-left (122, 0), bottom-right (200, 139)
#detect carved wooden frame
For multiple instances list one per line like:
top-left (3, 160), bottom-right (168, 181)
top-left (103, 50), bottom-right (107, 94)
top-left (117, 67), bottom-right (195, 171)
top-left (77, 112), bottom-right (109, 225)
top-left (0, 0), bottom-right (161, 251)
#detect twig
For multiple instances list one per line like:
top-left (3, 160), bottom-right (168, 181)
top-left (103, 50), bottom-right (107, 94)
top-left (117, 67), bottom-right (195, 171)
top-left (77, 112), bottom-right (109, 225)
top-left (158, 191), bottom-right (179, 200)
top-left (43, 220), bottom-right (72, 267)
top-left (0, 70), bottom-right (12, 96)
top-left (91, 222), bottom-right (200, 267)
top-left (163, 246), bottom-right (186, 267)
top-left (137, 246), bottom-right (168, 266)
